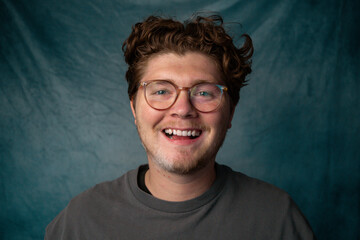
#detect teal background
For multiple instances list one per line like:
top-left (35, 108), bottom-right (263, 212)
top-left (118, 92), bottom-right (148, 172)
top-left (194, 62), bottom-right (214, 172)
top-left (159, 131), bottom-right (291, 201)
top-left (1, 0), bottom-right (359, 239)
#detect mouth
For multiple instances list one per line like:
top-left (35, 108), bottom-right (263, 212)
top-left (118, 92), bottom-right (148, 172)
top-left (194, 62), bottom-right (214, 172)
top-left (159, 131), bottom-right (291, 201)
top-left (163, 128), bottom-right (202, 140)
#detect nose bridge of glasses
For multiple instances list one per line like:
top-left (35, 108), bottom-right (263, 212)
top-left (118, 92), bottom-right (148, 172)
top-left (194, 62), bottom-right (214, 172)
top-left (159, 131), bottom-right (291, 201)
top-left (174, 86), bottom-right (192, 103)
top-left (168, 86), bottom-right (197, 114)
top-left (173, 86), bottom-right (190, 100)
top-left (177, 86), bottom-right (191, 92)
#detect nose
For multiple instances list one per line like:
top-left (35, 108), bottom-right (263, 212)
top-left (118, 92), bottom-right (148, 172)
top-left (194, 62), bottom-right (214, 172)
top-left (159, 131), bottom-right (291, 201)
top-left (170, 90), bottom-right (198, 118)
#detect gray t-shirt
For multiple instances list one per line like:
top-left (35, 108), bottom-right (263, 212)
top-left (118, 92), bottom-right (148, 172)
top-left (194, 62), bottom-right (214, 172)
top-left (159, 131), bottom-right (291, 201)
top-left (45, 164), bottom-right (316, 239)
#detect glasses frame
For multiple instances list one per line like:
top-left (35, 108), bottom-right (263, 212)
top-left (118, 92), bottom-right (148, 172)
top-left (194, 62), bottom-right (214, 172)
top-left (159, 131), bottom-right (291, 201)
top-left (139, 80), bottom-right (228, 113)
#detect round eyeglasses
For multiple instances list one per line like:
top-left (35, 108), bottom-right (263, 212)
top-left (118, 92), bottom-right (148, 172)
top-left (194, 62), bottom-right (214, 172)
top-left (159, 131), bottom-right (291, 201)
top-left (139, 80), bottom-right (228, 113)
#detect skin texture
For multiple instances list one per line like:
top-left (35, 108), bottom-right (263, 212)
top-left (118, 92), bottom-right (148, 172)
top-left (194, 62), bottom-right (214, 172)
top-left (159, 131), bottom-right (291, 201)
top-left (131, 52), bottom-right (234, 201)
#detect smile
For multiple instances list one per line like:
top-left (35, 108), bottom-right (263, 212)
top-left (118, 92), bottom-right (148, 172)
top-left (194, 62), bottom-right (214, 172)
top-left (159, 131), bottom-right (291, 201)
top-left (163, 128), bottom-right (201, 139)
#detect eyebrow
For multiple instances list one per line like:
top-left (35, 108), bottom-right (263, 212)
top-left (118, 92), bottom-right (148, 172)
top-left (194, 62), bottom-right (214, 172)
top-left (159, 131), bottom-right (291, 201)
top-left (146, 79), bottom-right (221, 86)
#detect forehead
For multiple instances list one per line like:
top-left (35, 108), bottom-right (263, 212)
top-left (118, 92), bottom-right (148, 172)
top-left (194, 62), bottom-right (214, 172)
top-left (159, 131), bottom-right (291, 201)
top-left (141, 52), bottom-right (222, 85)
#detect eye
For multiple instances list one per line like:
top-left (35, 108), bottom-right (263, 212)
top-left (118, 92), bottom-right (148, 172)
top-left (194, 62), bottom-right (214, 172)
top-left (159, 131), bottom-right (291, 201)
top-left (195, 90), bottom-right (215, 97)
top-left (155, 89), bottom-right (168, 95)
top-left (198, 91), bottom-right (210, 96)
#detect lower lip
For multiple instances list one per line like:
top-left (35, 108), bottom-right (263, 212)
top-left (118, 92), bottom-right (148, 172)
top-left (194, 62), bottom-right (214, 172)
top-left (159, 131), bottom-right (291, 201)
top-left (161, 132), bottom-right (202, 145)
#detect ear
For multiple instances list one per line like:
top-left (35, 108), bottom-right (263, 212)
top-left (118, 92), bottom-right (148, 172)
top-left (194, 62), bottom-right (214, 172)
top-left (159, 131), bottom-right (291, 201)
top-left (228, 107), bottom-right (235, 129)
top-left (130, 99), bottom-right (137, 125)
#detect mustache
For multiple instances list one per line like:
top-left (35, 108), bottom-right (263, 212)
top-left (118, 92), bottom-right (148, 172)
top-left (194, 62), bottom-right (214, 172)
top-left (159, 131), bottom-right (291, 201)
top-left (155, 122), bottom-right (210, 131)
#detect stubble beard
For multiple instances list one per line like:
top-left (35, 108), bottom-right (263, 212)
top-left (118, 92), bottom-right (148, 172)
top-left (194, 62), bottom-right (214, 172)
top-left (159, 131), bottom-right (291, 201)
top-left (136, 123), bottom-right (229, 176)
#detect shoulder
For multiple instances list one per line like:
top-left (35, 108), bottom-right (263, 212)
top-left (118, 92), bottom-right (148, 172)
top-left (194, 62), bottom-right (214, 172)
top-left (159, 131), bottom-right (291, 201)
top-left (218, 164), bottom-right (316, 239)
top-left (69, 168), bottom-right (135, 207)
top-left (220, 164), bottom-right (290, 199)
top-left (219, 164), bottom-right (299, 219)
top-left (45, 168), bottom-right (138, 239)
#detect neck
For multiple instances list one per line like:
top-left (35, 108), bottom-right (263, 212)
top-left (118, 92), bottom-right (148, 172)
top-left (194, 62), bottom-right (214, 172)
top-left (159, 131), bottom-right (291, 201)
top-left (145, 160), bottom-right (216, 202)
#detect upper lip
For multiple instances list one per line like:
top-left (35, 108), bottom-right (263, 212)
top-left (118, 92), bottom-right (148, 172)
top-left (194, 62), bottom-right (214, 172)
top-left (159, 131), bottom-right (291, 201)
top-left (162, 127), bottom-right (203, 133)
top-left (163, 127), bottom-right (200, 131)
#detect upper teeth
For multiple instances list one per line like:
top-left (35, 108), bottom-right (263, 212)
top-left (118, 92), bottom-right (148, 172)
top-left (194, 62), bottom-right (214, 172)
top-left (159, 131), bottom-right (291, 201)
top-left (164, 129), bottom-right (201, 137)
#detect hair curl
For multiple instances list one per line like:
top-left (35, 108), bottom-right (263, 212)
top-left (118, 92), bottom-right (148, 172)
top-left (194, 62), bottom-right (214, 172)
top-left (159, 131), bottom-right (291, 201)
top-left (122, 14), bottom-right (253, 108)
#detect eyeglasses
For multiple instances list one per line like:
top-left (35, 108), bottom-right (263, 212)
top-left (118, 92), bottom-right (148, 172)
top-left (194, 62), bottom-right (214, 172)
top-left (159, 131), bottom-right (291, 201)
top-left (139, 80), bottom-right (228, 113)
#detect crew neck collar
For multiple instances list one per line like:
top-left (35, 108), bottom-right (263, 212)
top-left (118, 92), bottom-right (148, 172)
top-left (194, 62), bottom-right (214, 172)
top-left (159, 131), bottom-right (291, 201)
top-left (128, 163), bottom-right (228, 213)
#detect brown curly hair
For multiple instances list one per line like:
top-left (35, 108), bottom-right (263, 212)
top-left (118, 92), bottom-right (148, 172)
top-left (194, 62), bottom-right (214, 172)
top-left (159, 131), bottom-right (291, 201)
top-left (122, 14), bottom-right (253, 109)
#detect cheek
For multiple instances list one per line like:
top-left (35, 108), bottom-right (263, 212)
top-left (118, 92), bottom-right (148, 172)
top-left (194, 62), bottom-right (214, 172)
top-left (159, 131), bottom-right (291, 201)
top-left (210, 109), bottom-right (232, 131)
top-left (202, 113), bottom-right (227, 133)
top-left (136, 99), bottom-right (164, 127)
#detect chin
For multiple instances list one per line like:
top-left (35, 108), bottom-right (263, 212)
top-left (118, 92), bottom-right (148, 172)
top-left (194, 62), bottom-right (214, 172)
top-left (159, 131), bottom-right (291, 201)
top-left (150, 150), bottom-right (212, 175)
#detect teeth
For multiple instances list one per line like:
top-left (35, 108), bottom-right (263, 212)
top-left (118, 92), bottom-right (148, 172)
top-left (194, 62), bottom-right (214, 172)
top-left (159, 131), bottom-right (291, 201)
top-left (164, 129), bottom-right (201, 137)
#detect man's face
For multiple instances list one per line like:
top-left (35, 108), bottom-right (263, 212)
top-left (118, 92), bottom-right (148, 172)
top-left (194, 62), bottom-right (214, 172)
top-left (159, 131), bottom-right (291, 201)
top-left (131, 52), bottom-right (233, 175)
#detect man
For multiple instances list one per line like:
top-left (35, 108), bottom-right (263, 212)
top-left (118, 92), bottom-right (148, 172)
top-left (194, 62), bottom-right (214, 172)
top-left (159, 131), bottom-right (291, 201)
top-left (45, 14), bottom-right (316, 239)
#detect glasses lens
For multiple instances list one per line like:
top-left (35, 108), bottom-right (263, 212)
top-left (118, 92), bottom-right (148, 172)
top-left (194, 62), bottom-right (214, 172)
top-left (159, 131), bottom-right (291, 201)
top-left (190, 83), bottom-right (223, 112)
top-left (145, 81), bottom-right (177, 109)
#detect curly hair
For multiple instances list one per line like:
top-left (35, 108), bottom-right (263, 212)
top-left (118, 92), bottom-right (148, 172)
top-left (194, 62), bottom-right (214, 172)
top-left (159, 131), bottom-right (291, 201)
top-left (122, 14), bottom-right (253, 108)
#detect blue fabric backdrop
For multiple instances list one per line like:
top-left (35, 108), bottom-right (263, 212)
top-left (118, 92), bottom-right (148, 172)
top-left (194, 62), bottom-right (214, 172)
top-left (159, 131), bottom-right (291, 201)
top-left (1, 0), bottom-right (359, 239)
